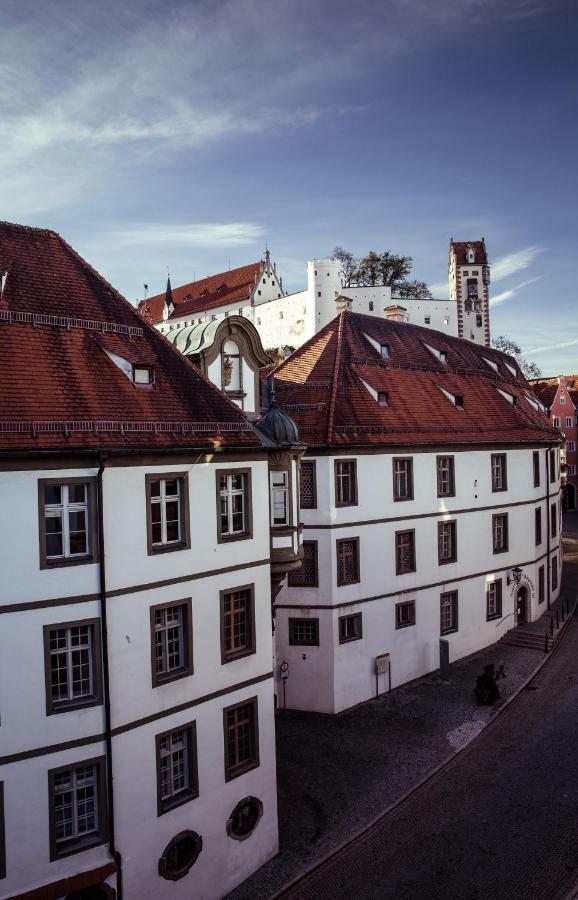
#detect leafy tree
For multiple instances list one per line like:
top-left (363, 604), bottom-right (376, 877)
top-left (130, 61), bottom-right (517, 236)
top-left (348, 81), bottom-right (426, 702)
top-left (492, 335), bottom-right (542, 380)
top-left (355, 250), bottom-right (382, 286)
top-left (377, 251), bottom-right (412, 289)
top-left (394, 279), bottom-right (433, 299)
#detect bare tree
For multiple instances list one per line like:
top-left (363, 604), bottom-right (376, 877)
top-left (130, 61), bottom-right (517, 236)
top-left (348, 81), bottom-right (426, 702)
top-left (492, 335), bottom-right (542, 379)
top-left (331, 247), bottom-right (356, 287)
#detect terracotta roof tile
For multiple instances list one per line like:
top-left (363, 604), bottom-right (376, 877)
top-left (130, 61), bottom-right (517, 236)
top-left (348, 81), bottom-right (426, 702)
top-left (450, 240), bottom-right (488, 266)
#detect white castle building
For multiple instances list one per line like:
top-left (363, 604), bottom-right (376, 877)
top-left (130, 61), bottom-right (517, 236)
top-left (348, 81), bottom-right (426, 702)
top-left (140, 239), bottom-right (492, 353)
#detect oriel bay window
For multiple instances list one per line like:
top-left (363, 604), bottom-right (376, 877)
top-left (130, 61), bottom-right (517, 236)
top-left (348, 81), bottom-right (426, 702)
top-left (395, 530), bottom-right (415, 575)
top-left (486, 580), bottom-right (503, 621)
top-left (150, 600), bottom-right (193, 687)
top-left (224, 698), bottom-right (259, 781)
top-left (221, 586), bottom-right (255, 663)
top-left (146, 474), bottom-right (190, 554)
top-left (492, 513), bottom-right (509, 554)
top-left (270, 470), bottom-right (290, 525)
top-left (436, 456), bottom-right (455, 497)
top-left (336, 538), bottom-right (360, 586)
top-left (217, 470), bottom-right (252, 541)
top-left (156, 723), bottom-right (198, 815)
top-left (48, 758), bottom-right (107, 860)
top-left (438, 521), bottom-right (457, 564)
top-left (335, 460), bottom-right (357, 506)
top-left (393, 457), bottom-right (413, 501)
top-left (39, 478), bottom-right (97, 568)
top-left (491, 454), bottom-right (507, 492)
top-left (43, 620), bottom-right (102, 715)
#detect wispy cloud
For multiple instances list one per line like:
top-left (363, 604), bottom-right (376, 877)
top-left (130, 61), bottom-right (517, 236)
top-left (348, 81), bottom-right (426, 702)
top-left (490, 276), bottom-right (541, 306)
top-left (491, 247), bottom-right (544, 282)
top-left (526, 337), bottom-right (578, 356)
top-left (111, 223), bottom-right (265, 247)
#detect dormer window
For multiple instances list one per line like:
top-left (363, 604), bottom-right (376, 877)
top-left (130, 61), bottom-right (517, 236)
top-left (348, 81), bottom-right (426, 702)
top-left (380, 343), bottom-right (389, 358)
top-left (133, 365), bottom-right (153, 386)
top-left (425, 343), bottom-right (448, 365)
top-left (497, 389), bottom-right (517, 406)
top-left (439, 351), bottom-right (448, 364)
top-left (439, 387), bottom-right (464, 409)
top-left (482, 356), bottom-right (499, 373)
top-left (377, 391), bottom-right (389, 407)
top-left (466, 247), bottom-right (475, 264)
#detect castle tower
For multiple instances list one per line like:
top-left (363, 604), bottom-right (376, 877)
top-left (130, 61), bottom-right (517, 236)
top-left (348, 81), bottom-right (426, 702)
top-left (449, 239), bottom-right (490, 346)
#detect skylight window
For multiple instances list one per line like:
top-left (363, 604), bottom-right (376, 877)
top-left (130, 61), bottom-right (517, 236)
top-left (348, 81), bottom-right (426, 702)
top-left (133, 365), bottom-right (153, 386)
top-left (380, 343), bottom-right (389, 358)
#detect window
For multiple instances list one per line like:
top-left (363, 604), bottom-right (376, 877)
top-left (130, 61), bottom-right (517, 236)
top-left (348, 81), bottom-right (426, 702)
top-left (217, 470), bottom-right (252, 541)
top-left (436, 520), bottom-right (456, 564)
top-left (396, 600), bottom-right (415, 629)
top-left (221, 586), bottom-right (255, 662)
top-left (492, 513), bottom-right (509, 554)
top-left (224, 698), bottom-right (259, 781)
top-left (440, 591), bottom-right (458, 635)
top-left (227, 796), bottom-right (263, 840)
top-left (539, 565), bottom-right (545, 603)
top-left (551, 502), bottom-right (557, 538)
top-left (567, 442), bottom-right (576, 452)
top-left (395, 530), bottom-right (415, 574)
top-left (48, 759), bottom-right (107, 860)
top-left (39, 479), bottom-right (97, 568)
top-left (424, 316), bottom-right (431, 324)
top-left (146, 474), bottom-right (190, 554)
top-left (156, 724), bottom-right (198, 815)
top-left (133, 365), bottom-right (153, 385)
top-left (491, 454), bottom-right (507, 492)
top-left (486, 580), bottom-right (502, 621)
top-left (549, 449), bottom-right (557, 482)
top-left (443, 317), bottom-right (449, 326)
top-left (437, 456), bottom-right (455, 497)
top-left (533, 450), bottom-right (540, 487)
top-left (270, 471), bottom-right (289, 525)
top-left (336, 538), bottom-right (360, 586)
top-left (377, 391), bottom-right (389, 407)
top-left (335, 460), bottom-right (357, 506)
top-left (560, 395), bottom-right (566, 404)
top-left (288, 617), bottom-right (319, 645)
top-left (535, 508), bottom-right (542, 546)
top-left (439, 351), bottom-right (448, 364)
top-left (567, 417), bottom-right (573, 428)
top-left (150, 600), bottom-right (193, 687)
top-left (393, 457), bottom-right (413, 501)
top-left (339, 613), bottom-right (362, 643)
top-left (380, 343), bottom-right (389, 358)
top-left (44, 620), bottom-right (102, 716)
top-left (552, 556), bottom-right (558, 591)
top-left (553, 416), bottom-right (561, 428)
top-left (159, 831), bottom-right (202, 881)
top-left (300, 460), bottom-right (317, 509)
top-left (288, 541), bottom-right (318, 587)
top-left (569, 465), bottom-right (577, 475)
top-left (369, 301), bottom-right (374, 311)
top-left (476, 314), bottom-right (483, 327)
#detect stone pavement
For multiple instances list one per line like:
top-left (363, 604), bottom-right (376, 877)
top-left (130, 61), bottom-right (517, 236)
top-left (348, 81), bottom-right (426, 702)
top-left (227, 516), bottom-right (578, 900)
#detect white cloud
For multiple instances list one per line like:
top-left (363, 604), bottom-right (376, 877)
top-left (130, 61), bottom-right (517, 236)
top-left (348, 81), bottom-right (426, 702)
top-left (526, 337), bottom-right (578, 356)
top-left (111, 223), bottom-right (265, 248)
top-left (491, 247), bottom-right (544, 283)
top-left (489, 276), bottom-right (541, 306)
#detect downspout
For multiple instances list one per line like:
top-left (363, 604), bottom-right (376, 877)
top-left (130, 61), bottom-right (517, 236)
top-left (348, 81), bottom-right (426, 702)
top-left (545, 444), bottom-right (554, 610)
top-left (97, 454), bottom-right (123, 899)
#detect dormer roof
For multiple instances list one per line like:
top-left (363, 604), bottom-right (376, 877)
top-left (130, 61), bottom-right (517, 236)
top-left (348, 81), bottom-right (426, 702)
top-left (450, 240), bottom-right (488, 266)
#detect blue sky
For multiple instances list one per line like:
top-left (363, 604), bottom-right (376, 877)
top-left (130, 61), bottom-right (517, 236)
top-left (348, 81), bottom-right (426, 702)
top-left (1, 0), bottom-right (577, 375)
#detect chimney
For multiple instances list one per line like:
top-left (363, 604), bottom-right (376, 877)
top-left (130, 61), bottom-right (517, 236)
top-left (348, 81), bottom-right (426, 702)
top-left (335, 295), bottom-right (352, 313)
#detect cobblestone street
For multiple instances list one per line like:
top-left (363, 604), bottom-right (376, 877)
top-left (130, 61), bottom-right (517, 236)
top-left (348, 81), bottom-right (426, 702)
top-left (228, 516), bottom-right (578, 899)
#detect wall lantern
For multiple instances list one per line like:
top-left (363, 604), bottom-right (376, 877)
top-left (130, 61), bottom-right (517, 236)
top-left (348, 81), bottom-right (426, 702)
top-left (507, 565), bottom-right (523, 586)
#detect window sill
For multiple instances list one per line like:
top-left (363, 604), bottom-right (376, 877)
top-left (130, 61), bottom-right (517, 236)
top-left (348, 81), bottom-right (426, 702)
top-left (218, 532), bottom-right (252, 544)
top-left (41, 554), bottom-right (96, 570)
top-left (51, 833), bottom-right (106, 862)
top-left (396, 568), bottom-right (416, 576)
top-left (393, 497), bottom-right (414, 503)
top-left (440, 627), bottom-right (458, 636)
top-left (339, 634), bottom-right (362, 644)
top-left (148, 541), bottom-right (190, 556)
top-left (493, 547), bottom-right (509, 555)
top-left (225, 758), bottom-right (260, 782)
top-left (337, 579), bottom-right (360, 588)
top-left (396, 621), bottom-right (415, 630)
top-left (158, 788), bottom-right (199, 817)
top-left (222, 647), bottom-right (256, 665)
top-left (438, 558), bottom-right (457, 566)
top-left (47, 695), bottom-right (102, 716)
top-left (486, 612), bottom-right (502, 622)
top-left (152, 667), bottom-right (194, 689)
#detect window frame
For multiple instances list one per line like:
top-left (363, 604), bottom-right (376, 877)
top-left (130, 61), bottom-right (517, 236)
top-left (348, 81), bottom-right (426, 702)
top-left (334, 459), bottom-right (358, 507)
top-left (338, 612), bottom-right (363, 644)
top-left (440, 591), bottom-right (458, 636)
top-left (492, 513), bottom-right (509, 554)
top-left (486, 579), bottom-right (503, 621)
top-left (436, 455), bottom-right (455, 498)
top-left (43, 618), bottom-right (103, 716)
top-left (155, 722), bottom-right (198, 816)
top-left (551, 502), bottom-right (557, 538)
top-left (491, 454), bottom-right (507, 492)
top-left (38, 477), bottom-right (98, 570)
top-left (270, 469), bottom-right (290, 526)
top-left (549, 449), bottom-right (557, 483)
top-left (288, 541), bottom-right (319, 587)
top-left (48, 756), bottom-right (108, 861)
top-left (538, 565), bottom-right (545, 603)
top-left (149, 598), bottom-right (194, 688)
top-left (220, 584), bottom-right (256, 664)
top-left (145, 473), bottom-right (191, 556)
top-left (288, 617), bottom-right (319, 646)
top-left (392, 457), bottom-right (414, 502)
top-left (216, 468), bottom-right (253, 543)
top-left (395, 529), bottom-right (416, 575)
top-left (535, 507), bottom-right (542, 546)
top-left (438, 520), bottom-right (457, 565)
top-left (336, 537), bottom-right (360, 586)
top-left (223, 697), bottom-right (260, 782)
top-left (299, 460), bottom-right (317, 510)
top-left (552, 556), bottom-right (558, 590)
top-left (533, 450), bottom-right (540, 488)
top-left (395, 600), bottom-right (416, 629)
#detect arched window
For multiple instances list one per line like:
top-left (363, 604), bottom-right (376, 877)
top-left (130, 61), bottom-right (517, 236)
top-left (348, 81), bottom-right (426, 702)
top-left (221, 340), bottom-right (242, 392)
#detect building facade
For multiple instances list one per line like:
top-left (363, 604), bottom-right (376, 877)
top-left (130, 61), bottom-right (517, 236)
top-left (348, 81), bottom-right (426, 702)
top-left (0, 223), bottom-right (302, 900)
top-left (448, 239), bottom-right (491, 347)
top-left (270, 310), bottom-right (562, 714)
top-left (531, 376), bottom-right (578, 509)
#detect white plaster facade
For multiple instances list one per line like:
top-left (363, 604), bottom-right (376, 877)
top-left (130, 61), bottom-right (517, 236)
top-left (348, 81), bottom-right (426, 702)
top-left (0, 456), bottom-right (281, 899)
top-left (275, 446), bottom-right (563, 714)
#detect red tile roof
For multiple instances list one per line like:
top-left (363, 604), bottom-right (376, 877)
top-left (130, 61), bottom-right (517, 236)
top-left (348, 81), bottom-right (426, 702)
top-left (450, 240), bottom-right (488, 266)
top-left (137, 263), bottom-right (263, 324)
top-left (271, 310), bottom-right (560, 447)
top-left (0, 222), bottom-right (260, 452)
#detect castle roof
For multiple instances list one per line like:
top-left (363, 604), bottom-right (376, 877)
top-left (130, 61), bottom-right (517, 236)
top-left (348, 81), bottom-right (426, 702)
top-left (137, 262), bottom-right (263, 324)
top-left (269, 310), bottom-right (559, 447)
top-left (450, 240), bottom-right (488, 266)
top-left (0, 222), bottom-right (261, 452)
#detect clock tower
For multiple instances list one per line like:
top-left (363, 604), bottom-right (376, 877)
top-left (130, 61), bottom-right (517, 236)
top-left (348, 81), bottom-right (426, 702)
top-left (449, 239), bottom-right (490, 346)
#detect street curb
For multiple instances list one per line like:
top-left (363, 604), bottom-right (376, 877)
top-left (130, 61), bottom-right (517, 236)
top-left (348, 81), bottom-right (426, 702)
top-left (268, 597), bottom-right (577, 900)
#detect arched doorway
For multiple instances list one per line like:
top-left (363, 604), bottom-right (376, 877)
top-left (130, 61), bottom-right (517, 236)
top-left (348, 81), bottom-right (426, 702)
top-left (516, 586), bottom-right (527, 625)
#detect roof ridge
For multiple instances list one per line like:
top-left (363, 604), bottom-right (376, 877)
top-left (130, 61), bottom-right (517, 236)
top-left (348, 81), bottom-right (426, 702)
top-left (0, 220), bottom-right (59, 238)
top-left (326, 310), bottom-right (346, 442)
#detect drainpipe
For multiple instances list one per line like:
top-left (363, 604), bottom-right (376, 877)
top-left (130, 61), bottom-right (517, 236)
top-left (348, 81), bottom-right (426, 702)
top-left (97, 454), bottom-right (123, 899)
top-left (545, 444), bottom-right (554, 611)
